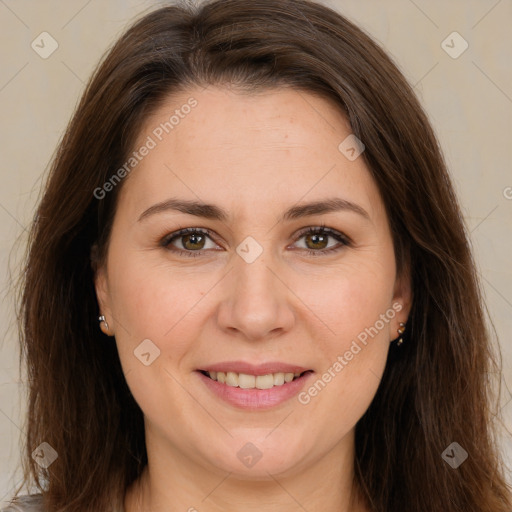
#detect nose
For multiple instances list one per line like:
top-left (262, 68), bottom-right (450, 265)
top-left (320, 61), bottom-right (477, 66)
top-left (215, 248), bottom-right (296, 342)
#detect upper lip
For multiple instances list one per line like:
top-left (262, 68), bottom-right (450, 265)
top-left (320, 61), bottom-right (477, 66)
top-left (198, 361), bottom-right (312, 376)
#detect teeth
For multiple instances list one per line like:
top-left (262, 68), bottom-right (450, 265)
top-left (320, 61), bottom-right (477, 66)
top-left (206, 370), bottom-right (304, 389)
top-left (238, 373), bottom-right (256, 388)
top-left (225, 371), bottom-right (238, 387)
top-left (273, 373), bottom-right (285, 386)
top-left (255, 374), bottom-right (274, 389)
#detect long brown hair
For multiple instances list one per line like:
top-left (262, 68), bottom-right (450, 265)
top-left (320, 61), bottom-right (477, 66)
top-left (13, 0), bottom-right (511, 510)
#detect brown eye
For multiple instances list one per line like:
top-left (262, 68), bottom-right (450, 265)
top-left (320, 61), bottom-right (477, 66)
top-left (304, 231), bottom-right (329, 250)
top-left (161, 228), bottom-right (219, 257)
top-left (161, 225), bottom-right (349, 258)
top-left (293, 226), bottom-right (350, 255)
top-left (181, 232), bottom-right (206, 250)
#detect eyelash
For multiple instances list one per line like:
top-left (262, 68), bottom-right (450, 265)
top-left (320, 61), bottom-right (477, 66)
top-left (159, 223), bottom-right (351, 258)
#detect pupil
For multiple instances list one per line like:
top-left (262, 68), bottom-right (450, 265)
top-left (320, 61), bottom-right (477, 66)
top-left (307, 233), bottom-right (327, 250)
top-left (184, 233), bottom-right (204, 250)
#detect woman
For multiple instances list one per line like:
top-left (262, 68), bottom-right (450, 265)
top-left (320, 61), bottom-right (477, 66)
top-left (3, 0), bottom-right (511, 510)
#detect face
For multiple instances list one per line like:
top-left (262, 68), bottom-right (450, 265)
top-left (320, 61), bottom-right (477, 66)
top-left (94, 85), bottom-right (412, 481)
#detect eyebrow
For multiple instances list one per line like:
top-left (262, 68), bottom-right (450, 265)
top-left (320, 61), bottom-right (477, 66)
top-left (137, 197), bottom-right (371, 223)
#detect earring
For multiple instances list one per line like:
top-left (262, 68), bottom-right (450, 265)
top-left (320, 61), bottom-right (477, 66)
top-left (395, 321), bottom-right (406, 346)
top-left (98, 315), bottom-right (110, 335)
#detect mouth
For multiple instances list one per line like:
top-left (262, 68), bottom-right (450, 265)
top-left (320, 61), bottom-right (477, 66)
top-left (198, 369), bottom-right (313, 389)
top-left (195, 361), bottom-right (315, 409)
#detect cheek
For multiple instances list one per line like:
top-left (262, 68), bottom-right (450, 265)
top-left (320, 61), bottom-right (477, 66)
top-left (106, 254), bottom-right (206, 419)
top-left (106, 250), bottom-right (210, 370)
top-left (298, 266), bottom-right (393, 436)
top-left (295, 251), bottom-right (396, 347)
top-left (293, 246), bottom-right (396, 419)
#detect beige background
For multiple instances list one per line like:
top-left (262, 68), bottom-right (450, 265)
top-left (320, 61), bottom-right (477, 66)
top-left (0, 0), bottom-right (511, 503)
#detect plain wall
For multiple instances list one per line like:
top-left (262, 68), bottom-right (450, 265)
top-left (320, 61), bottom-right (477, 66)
top-left (1, 0), bottom-right (511, 504)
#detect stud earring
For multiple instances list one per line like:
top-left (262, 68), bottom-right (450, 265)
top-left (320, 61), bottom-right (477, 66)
top-left (98, 315), bottom-right (110, 335)
top-left (395, 321), bottom-right (406, 346)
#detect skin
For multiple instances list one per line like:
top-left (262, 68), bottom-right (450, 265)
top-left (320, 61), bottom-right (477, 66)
top-left (94, 85), bottom-right (412, 512)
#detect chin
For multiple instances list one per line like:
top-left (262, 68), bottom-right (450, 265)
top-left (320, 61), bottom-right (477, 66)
top-left (202, 433), bottom-right (307, 480)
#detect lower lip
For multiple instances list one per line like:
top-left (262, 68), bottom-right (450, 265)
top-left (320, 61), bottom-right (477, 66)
top-left (196, 371), bottom-right (314, 410)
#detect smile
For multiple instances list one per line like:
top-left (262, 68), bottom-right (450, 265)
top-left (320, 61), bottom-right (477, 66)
top-left (199, 370), bottom-right (311, 389)
top-left (196, 364), bottom-right (315, 409)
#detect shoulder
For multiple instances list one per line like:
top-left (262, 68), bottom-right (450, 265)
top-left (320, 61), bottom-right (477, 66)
top-left (1, 494), bottom-right (44, 512)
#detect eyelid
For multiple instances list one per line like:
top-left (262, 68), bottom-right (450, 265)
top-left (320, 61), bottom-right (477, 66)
top-left (160, 224), bottom-right (351, 256)
top-left (292, 223), bottom-right (352, 245)
top-left (159, 226), bottom-right (220, 249)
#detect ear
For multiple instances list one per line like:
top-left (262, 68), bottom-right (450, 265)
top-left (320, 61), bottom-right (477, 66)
top-left (391, 255), bottom-right (413, 328)
top-left (91, 243), bottom-right (114, 331)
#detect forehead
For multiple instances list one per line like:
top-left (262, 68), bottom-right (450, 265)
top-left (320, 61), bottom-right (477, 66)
top-left (139, 85), bottom-right (351, 152)
top-left (119, 85), bottom-right (384, 223)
